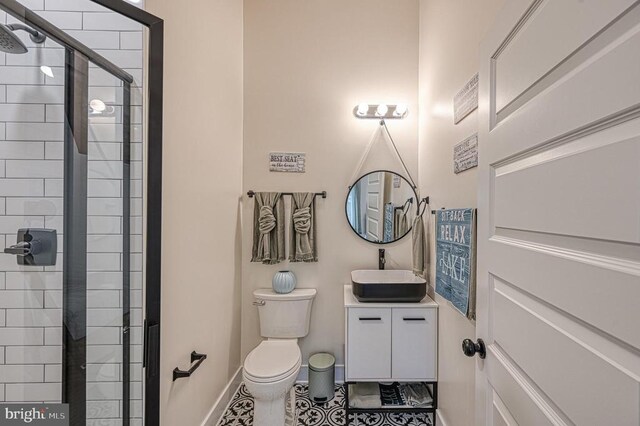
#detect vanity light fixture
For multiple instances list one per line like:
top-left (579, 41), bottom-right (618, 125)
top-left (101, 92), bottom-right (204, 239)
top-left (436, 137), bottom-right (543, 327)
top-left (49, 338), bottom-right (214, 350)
top-left (352, 103), bottom-right (409, 120)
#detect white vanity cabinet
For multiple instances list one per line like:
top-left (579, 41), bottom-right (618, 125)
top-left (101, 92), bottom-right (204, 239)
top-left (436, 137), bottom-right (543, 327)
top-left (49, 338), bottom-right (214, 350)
top-left (344, 285), bottom-right (438, 382)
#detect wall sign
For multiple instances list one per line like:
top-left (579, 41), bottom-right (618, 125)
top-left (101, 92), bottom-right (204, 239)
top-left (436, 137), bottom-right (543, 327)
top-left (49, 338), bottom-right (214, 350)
top-left (435, 208), bottom-right (476, 319)
top-left (454, 133), bottom-right (478, 174)
top-left (453, 73), bottom-right (478, 124)
top-left (269, 152), bottom-right (305, 173)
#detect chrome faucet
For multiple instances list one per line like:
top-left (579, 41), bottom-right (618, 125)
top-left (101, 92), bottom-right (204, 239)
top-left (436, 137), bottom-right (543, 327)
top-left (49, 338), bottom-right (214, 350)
top-left (379, 249), bottom-right (385, 270)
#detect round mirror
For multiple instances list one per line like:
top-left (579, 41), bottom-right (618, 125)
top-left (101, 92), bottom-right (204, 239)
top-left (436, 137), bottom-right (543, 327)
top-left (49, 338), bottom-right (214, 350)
top-left (345, 170), bottom-right (418, 244)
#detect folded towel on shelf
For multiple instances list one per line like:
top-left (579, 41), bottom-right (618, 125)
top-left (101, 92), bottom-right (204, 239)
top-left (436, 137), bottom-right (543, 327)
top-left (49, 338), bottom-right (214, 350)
top-left (400, 382), bottom-right (433, 408)
top-left (250, 192), bottom-right (285, 264)
top-left (348, 383), bottom-right (381, 409)
top-left (379, 382), bottom-right (406, 406)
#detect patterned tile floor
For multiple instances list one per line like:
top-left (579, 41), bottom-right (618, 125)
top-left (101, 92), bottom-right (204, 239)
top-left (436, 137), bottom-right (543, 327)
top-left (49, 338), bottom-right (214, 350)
top-left (218, 384), bottom-right (433, 426)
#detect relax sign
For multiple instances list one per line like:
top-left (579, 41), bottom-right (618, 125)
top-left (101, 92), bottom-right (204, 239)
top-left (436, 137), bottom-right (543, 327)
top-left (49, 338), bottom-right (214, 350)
top-left (435, 208), bottom-right (476, 318)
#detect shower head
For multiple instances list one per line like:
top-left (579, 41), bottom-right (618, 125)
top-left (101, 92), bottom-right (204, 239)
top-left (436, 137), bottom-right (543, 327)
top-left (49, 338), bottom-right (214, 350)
top-left (0, 23), bottom-right (46, 54)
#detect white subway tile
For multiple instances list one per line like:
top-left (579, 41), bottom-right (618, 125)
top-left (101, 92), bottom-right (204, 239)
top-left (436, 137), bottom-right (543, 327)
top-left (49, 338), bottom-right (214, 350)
top-left (0, 365), bottom-right (44, 382)
top-left (0, 328), bottom-right (43, 346)
top-left (6, 272), bottom-right (61, 290)
top-left (43, 253), bottom-right (62, 271)
top-left (6, 309), bottom-right (61, 327)
top-left (6, 85), bottom-right (63, 103)
top-left (87, 309), bottom-right (121, 327)
top-left (36, 11), bottom-right (82, 29)
top-left (88, 216), bottom-right (121, 235)
top-left (44, 142), bottom-right (63, 159)
top-left (45, 0), bottom-right (104, 12)
top-left (44, 364), bottom-right (61, 382)
top-left (45, 105), bottom-right (64, 123)
top-left (43, 215), bottom-right (62, 231)
top-left (90, 68), bottom-right (123, 87)
top-left (86, 344), bottom-right (121, 364)
top-left (87, 272), bottom-right (122, 290)
top-left (88, 161), bottom-right (123, 179)
top-left (0, 272), bottom-right (5, 289)
top-left (120, 32), bottom-right (142, 50)
top-left (87, 253), bottom-right (120, 271)
top-left (87, 400), bottom-right (119, 418)
top-left (43, 327), bottom-right (61, 345)
top-left (0, 66), bottom-right (44, 85)
top-left (130, 179), bottom-right (142, 198)
top-left (88, 124), bottom-right (123, 143)
top-left (0, 161), bottom-right (5, 178)
top-left (86, 326), bottom-right (120, 344)
top-left (6, 159), bottom-right (62, 179)
top-left (87, 290), bottom-right (120, 308)
top-left (88, 198), bottom-right (122, 216)
top-left (89, 143), bottom-right (122, 161)
top-left (130, 235), bottom-right (142, 253)
top-left (6, 123), bottom-right (64, 141)
top-left (5, 346), bottom-right (61, 364)
top-left (88, 86), bottom-right (122, 104)
top-left (83, 12), bottom-right (142, 31)
top-left (0, 104), bottom-right (45, 122)
top-left (0, 290), bottom-right (44, 308)
top-left (0, 309), bottom-right (5, 326)
top-left (0, 215), bottom-right (45, 233)
top-left (130, 216), bottom-right (142, 235)
top-left (0, 179), bottom-right (43, 196)
top-left (19, 0), bottom-right (44, 10)
top-left (5, 383), bottom-right (60, 401)
top-left (87, 235), bottom-right (123, 254)
top-left (62, 30), bottom-right (119, 48)
top-left (6, 197), bottom-right (63, 215)
top-left (86, 363), bottom-right (119, 383)
top-left (130, 308), bottom-right (142, 328)
top-left (43, 290), bottom-right (62, 308)
top-left (0, 141), bottom-right (45, 159)
top-left (89, 179), bottom-right (122, 198)
top-left (44, 179), bottom-right (62, 196)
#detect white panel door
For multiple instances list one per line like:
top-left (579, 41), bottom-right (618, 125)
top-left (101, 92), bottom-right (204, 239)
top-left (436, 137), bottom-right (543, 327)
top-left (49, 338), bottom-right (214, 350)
top-left (365, 172), bottom-right (384, 241)
top-left (477, 1), bottom-right (640, 425)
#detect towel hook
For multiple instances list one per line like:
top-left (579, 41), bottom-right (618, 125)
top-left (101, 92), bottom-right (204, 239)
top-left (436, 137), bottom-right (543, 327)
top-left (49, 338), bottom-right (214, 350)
top-left (417, 196), bottom-right (430, 217)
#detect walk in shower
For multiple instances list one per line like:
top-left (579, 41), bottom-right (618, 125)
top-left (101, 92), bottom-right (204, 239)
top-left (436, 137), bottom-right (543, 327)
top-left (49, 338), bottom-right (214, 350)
top-left (0, 0), bottom-right (162, 424)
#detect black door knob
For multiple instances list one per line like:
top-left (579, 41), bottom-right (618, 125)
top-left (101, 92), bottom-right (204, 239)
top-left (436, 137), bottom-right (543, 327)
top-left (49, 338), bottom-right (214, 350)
top-left (462, 338), bottom-right (486, 359)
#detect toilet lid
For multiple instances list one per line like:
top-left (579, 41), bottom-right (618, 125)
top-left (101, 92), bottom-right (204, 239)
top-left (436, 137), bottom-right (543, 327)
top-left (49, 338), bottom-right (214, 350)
top-left (244, 340), bottom-right (301, 383)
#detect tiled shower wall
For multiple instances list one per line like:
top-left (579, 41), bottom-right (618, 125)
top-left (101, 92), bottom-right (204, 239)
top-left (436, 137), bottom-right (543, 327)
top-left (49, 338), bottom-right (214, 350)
top-left (0, 0), bottom-right (144, 424)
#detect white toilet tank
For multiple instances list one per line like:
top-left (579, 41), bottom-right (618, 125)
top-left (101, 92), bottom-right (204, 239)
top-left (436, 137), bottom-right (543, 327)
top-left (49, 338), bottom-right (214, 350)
top-left (254, 288), bottom-right (317, 338)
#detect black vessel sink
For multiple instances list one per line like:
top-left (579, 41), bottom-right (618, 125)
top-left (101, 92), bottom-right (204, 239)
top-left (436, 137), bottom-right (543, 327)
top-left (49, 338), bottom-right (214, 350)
top-left (351, 270), bottom-right (427, 303)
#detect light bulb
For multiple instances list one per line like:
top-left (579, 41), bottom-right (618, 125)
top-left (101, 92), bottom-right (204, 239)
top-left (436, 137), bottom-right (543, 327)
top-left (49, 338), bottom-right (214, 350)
top-left (376, 104), bottom-right (388, 116)
top-left (40, 66), bottom-right (54, 78)
top-left (394, 103), bottom-right (408, 116)
top-left (356, 103), bottom-right (369, 116)
top-left (89, 99), bottom-right (107, 113)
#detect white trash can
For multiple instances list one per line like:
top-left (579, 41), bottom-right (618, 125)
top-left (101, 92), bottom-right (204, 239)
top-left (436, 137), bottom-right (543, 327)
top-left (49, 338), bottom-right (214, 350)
top-left (308, 352), bottom-right (335, 404)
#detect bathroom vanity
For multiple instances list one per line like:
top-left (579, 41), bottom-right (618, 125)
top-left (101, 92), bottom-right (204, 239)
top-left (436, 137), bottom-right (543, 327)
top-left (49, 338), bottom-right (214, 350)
top-left (344, 285), bottom-right (438, 423)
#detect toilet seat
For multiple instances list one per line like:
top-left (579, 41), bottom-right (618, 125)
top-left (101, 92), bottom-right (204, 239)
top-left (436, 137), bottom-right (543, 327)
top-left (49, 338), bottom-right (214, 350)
top-left (244, 340), bottom-right (301, 383)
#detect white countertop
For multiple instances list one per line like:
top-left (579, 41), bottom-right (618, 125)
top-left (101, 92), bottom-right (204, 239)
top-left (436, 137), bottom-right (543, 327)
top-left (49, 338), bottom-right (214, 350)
top-left (344, 285), bottom-right (438, 308)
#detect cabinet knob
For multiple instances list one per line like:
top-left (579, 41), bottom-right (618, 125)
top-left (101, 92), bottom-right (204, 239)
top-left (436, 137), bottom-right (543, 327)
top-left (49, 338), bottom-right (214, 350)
top-left (462, 338), bottom-right (486, 359)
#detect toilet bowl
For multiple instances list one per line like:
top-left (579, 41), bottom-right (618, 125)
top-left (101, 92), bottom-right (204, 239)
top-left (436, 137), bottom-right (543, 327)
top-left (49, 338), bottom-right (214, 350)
top-left (243, 288), bottom-right (316, 426)
top-left (243, 340), bottom-right (301, 426)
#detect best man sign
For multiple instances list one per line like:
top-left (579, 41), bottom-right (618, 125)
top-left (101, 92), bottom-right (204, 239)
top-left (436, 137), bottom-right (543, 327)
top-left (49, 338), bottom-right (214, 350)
top-left (435, 208), bottom-right (476, 319)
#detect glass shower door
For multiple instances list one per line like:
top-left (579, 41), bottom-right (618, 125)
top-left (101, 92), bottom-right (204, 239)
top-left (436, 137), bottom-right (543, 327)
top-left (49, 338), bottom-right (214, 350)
top-left (0, 1), bottom-right (143, 424)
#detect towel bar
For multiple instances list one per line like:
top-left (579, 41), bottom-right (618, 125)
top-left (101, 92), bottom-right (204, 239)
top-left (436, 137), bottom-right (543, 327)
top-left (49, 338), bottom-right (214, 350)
top-left (247, 190), bottom-right (327, 199)
top-left (173, 351), bottom-right (207, 381)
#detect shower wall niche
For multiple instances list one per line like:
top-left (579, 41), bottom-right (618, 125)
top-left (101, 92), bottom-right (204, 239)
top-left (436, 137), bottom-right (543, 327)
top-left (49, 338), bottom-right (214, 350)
top-left (0, 0), bottom-right (146, 424)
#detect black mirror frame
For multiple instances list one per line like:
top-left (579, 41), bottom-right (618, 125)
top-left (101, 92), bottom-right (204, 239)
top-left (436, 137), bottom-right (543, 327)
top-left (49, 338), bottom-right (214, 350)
top-left (345, 169), bottom-right (418, 245)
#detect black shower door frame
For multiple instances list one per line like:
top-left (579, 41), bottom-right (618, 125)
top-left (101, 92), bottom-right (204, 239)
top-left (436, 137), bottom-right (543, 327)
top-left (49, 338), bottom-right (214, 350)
top-left (0, 1), bottom-right (163, 425)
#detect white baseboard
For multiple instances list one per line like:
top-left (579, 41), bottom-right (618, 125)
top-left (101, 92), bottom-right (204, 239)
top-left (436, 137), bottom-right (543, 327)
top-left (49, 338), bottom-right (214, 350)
top-left (436, 409), bottom-right (448, 426)
top-left (201, 367), bottom-right (243, 426)
top-left (295, 364), bottom-right (345, 384)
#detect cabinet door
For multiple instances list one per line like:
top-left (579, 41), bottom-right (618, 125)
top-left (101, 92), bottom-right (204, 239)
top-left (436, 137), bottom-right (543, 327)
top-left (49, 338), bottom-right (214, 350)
top-left (391, 308), bottom-right (437, 380)
top-left (347, 308), bottom-right (391, 380)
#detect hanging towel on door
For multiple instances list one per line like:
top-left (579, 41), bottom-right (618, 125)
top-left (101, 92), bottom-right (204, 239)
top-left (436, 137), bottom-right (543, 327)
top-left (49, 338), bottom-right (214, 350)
top-left (289, 192), bottom-right (318, 262)
top-left (251, 192), bottom-right (285, 264)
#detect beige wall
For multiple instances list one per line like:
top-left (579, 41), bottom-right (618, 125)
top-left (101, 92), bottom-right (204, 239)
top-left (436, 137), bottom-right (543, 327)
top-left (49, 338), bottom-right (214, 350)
top-left (145, 0), bottom-right (244, 425)
top-left (242, 0), bottom-right (420, 365)
top-left (418, 0), bottom-right (504, 424)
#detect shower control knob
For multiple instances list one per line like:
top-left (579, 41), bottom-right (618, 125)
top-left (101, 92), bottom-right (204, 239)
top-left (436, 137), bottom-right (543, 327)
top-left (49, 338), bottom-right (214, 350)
top-left (462, 338), bottom-right (486, 359)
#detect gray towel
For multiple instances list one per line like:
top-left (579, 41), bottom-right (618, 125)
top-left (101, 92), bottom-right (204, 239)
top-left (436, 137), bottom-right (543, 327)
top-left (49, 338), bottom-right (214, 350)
top-left (289, 192), bottom-right (317, 262)
top-left (412, 208), bottom-right (428, 277)
top-left (251, 192), bottom-right (285, 264)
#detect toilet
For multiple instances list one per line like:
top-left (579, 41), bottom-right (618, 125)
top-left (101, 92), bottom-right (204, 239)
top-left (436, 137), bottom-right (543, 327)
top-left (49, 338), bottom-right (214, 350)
top-left (243, 288), bottom-right (317, 426)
